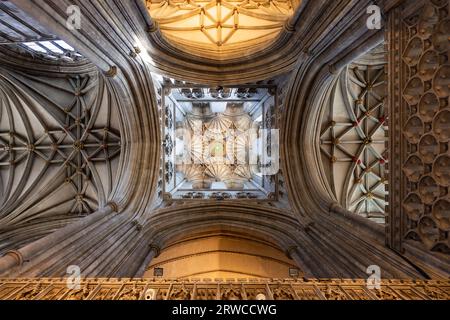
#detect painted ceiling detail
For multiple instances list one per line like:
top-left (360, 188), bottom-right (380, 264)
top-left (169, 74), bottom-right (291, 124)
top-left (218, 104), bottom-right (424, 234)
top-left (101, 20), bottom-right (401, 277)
top-left (146, 0), bottom-right (295, 54)
top-left (320, 48), bottom-right (387, 224)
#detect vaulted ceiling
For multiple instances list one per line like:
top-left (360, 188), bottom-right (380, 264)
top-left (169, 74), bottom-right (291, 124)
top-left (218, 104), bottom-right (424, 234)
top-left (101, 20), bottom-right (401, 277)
top-left (0, 56), bottom-right (122, 256)
top-left (320, 45), bottom-right (388, 224)
top-left (146, 0), bottom-right (297, 59)
top-left (0, 0), bottom-right (448, 280)
top-left (0, 1), bottom-right (53, 43)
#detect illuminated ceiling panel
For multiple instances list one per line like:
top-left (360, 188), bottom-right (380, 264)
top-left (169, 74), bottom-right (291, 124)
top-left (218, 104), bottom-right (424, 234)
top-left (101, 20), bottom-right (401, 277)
top-left (146, 0), bottom-right (295, 57)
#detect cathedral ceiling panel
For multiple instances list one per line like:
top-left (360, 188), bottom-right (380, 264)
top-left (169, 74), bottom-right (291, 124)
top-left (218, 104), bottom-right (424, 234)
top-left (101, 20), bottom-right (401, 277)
top-left (146, 0), bottom-right (296, 59)
top-left (0, 1), bottom-right (54, 44)
top-left (0, 1), bottom-right (83, 63)
top-left (320, 48), bottom-right (388, 224)
top-left (0, 0), bottom-right (439, 281)
top-left (0, 69), bottom-right (122, 250)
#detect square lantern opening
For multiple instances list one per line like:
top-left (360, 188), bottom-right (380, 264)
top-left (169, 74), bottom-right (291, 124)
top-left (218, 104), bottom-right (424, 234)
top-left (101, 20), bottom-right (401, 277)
top-left (161, 83), bottom-right (279, 201)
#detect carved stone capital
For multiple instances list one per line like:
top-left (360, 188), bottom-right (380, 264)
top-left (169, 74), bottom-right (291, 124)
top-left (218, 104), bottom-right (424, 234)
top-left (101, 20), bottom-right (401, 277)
top-left (303, 218), bottom-right (315, 232)
top-left (283, 20), bottom-right (296, 33)
top-left (130, 47), bottom-right (142, 58)
top-left (132, 220), bottom-right (143, 231)
top-left (328, 64), bottom-right (340, 75)
top-left (4, 250), bottom-right (24, 267)
top-left (329, 202), bottom-right (347, 215)
top-left (268, 87), bottom-right (277, 96)
top-left (104, 66), bottom-right (118, 78)
top-left (302, 48), bottom-right (311, 58)
top-left (286, 246), bottom-right (299, 259)
top-left (107, 201), bottom-right (119, 213)
top-left (149, 245), bottom-right (161, 258)
top-left (147, 22), bottom-right (159, 33)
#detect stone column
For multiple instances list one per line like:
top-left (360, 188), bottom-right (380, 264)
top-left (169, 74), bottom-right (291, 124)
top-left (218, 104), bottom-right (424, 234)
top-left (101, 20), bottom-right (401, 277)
top-left (134, 245), bottom-right (161, 278)
top-left (0, 203), bottom-right (117, 275)
top-left (287, 246), bottom-right (315, 278)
